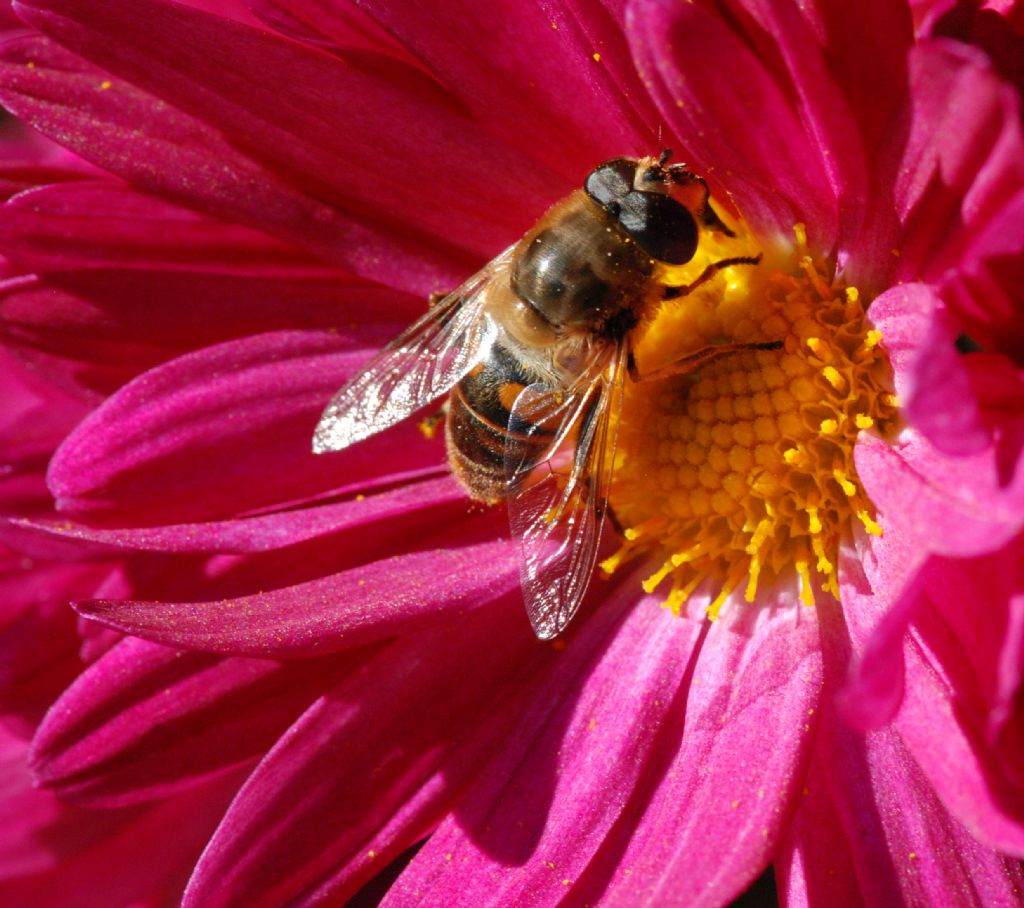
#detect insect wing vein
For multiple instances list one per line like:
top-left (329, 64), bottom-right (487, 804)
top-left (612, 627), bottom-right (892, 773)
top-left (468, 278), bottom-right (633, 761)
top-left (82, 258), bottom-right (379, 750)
top-left (312, 251), bottom-right (511, 452)
top-left (505, 345), bottom-right (626, 639)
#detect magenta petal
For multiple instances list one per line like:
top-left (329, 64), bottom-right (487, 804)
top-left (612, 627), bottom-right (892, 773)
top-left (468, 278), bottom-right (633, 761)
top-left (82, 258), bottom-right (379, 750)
top-left (836, 542), bottom-right (921, 732)
top-left (895, 40), bottom-right (1024, 284)
top-left (724, 0), bottom-right (895, 251)
top-left (182, 597), bottom-right (536, 908)
top-left (869, 283), bottom-right (989, 455)
top-left (47, 331), bottom-right (446, 523)
top-left (892, 594), bottom-right (1024, 855)
top-left (919, 537), bottom-right (1024, 742)
top-left (801, 695), bottom-right (1024, 905)
top-left (10, 0), bottom-right (566, 259)
top-left (0, 35), bottom-right (464, 295)
top-left (941, 187), bottom-right (1024, 355)
top-left (1, 269), bottom-right (419, 399)
top-left (626, 0), bottom-right (837, 250)
top-left (564, 603), bottom-right (823, 906)
top-left (76, 537), bottom-right (522, 658)
top-left (22, 475), bottom-right (464, 554)
top-left (351, 0), bottom-right (657, 180)
top-left (856, 430), bottom-right (1024, 560)
top-left (840, 529), bottom-right (1024, 854)
top-left (774, 715), bottom-right (864, 908)
top-left (0, 728), bottom-right (241, 906)
top-left (0, 180), bottom-right (351, 277)
top-left (385, 586), bottom-right (701, 906)
top-left (31, 636), bottom-right (362, 807)
top-left (247, 0), bottom-right (418, 59)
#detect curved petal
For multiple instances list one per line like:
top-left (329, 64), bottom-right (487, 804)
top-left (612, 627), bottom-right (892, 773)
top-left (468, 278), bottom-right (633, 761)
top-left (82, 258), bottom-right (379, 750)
top-left (869, 282), bottom-right (988, 456)
top-left (31, 636), bottom-right (364, 807)
top-left (182, 596), bottom-right (537, 908)
top-left (893, 41), bottom-right (1024, 286)
top-left (0, 34), bottom-right (467, 295)
top-left (940, 187), bottom-right (1024, 357)
top-left (894, 569), bottom-right (1024, 855)
top-left (76, 537), bottom-right (523, 658)
top-left (350, 0), bottom-right (657, 180)
top-left (384, 586), bottom-right (702, 906)
top-left (836, 535), bottom-right (923, 732)
top-left (626, 0), bottom-right (837, 251)
top-left (46, 331), bottom-right (448, 523)
top-left (918, 537), bottom-right (1024, 744)
top-left (568, 600), bottom-right (824, 907)
top-left (856, 428), bottom-right (1024, 560)
top-left (9, 0), bottom-right (567, 260)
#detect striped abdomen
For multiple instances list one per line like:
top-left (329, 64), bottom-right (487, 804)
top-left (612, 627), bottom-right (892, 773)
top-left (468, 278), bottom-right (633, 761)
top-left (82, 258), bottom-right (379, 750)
top-left (446, 342), bottom-right (555, 504)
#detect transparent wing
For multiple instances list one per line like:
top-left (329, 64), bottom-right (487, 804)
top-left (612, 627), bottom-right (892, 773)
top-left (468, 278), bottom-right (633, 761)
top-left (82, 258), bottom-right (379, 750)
top-left (505, 342), bottom-right (628, 639)
top-left (312, 249), bottom-right (512, 453)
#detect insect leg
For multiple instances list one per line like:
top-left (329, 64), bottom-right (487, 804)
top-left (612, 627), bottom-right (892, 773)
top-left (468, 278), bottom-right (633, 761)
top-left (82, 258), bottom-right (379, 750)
top-left (662, 254), bottom-right (762, 300)
top-left (630, 340), bottom-right (783, 383)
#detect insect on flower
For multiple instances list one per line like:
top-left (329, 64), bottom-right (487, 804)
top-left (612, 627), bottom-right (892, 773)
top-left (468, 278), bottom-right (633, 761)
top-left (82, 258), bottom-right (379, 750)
top-left (313, 151), bottom-right (779, 639)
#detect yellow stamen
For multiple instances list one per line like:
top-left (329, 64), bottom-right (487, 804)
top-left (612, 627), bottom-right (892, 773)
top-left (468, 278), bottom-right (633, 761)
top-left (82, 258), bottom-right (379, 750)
top-left (602, 218), bottom-right (897, 620)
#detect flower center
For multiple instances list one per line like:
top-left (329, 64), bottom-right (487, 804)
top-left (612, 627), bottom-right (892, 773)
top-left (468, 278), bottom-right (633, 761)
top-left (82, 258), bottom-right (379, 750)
top-left (603, 225), bottom-right (898, 619)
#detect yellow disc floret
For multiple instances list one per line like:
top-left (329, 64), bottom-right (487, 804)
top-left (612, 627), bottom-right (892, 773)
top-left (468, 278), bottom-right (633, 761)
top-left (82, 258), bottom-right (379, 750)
top-left (603, 225), bottom-right (897, 620)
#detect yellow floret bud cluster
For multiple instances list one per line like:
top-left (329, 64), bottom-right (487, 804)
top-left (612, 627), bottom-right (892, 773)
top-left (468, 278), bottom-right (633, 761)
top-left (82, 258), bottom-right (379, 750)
top-left (603, 227), bottom-right (897, 619)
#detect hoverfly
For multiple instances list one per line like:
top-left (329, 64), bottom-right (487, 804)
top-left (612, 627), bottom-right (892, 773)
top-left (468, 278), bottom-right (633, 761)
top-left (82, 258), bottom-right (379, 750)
top-left (314, 151), bottom-right (770, 639)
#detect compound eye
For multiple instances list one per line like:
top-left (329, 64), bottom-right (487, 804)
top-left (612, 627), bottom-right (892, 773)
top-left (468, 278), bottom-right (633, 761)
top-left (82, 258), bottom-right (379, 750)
top-left (584, 158), bottom-right (637, 207)
top-left (617, 191), bottom-right (698, 264)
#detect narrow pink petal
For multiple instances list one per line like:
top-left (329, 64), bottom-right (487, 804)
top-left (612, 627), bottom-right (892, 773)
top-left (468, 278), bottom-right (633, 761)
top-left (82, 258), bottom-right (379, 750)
top-left (47, 331), bottom-right (446, 523)
top-left (31, 636), bottom-right (363, 807)
top-left (940, 187), bottom-right (1024, 356)
top-left (892, 593), bottom-right (1024, 855)
top-left (836, 537), bottom-right (924, 731)
top-left (856, 430), bottom-right (1024, 560)
top-left (804, 688), bottom-right (1024, 906)
top-left (351, 0), bottom-right (658, 181)
top-left (0, 727), bottom-right (241, 906)
top-left (0, 180), bottom-right (358, 278)
top-left (918, 537), bottom-right (1024, 743)
top-left (869, 282), bottom-right (989, 455)
top-left (76, 537), bottom-right (522, 658)
top-left (183, 596), bottom-right (537, 908)
top-left (385, 585), bottom-right (702, 906)
top-left (1, 270), bottom-right (415, 398)
top-left (11, 0), bottom-right (567, 259)
top-left (894, 41), bottom-right (1024, 284)
top-left (626, 0), bottom-right (837, 251)
top-left (570, 602), bottom-right (824, 907)
top-left (0, 34), bottom-right (466, 295)
top-left (21, 475), bottom-right (463, 554)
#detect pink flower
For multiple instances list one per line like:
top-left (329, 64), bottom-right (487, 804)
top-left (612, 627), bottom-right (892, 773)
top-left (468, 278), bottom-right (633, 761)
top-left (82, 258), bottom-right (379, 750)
top-left (0, 0), bottom-right (1022, 905)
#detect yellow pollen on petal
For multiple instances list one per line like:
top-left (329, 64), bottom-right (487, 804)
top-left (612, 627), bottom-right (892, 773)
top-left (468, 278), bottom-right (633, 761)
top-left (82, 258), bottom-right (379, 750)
top-left (603, 218), bottom-right (898, 621)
